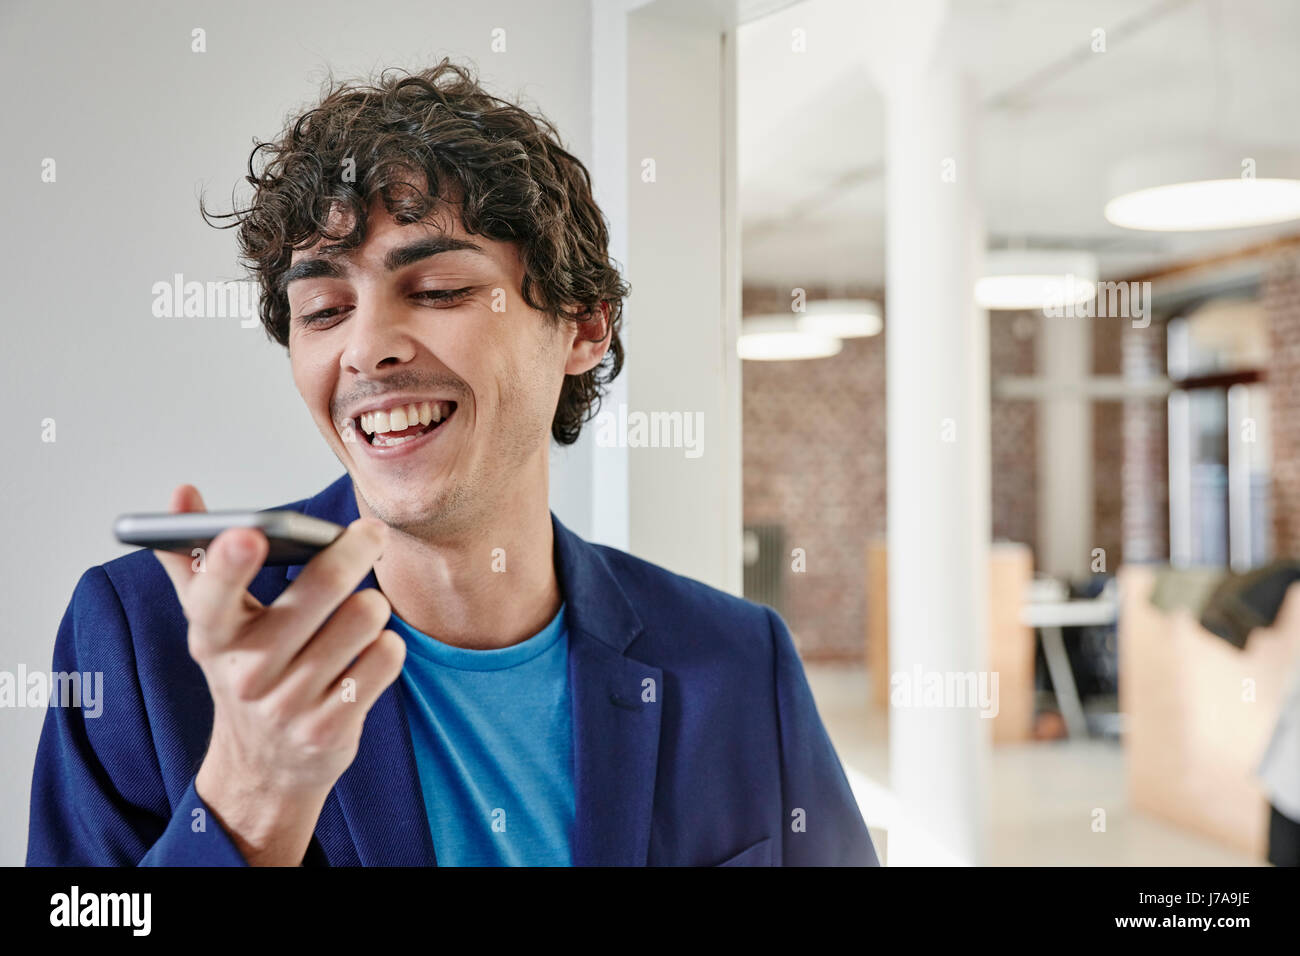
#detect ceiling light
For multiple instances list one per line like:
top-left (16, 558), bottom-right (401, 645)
top-left (1104, 147), bottom-right (1300, 231)
top-left (975, 250), bottom-right (1098, 311)
top-left (738, 315), bottom-right (842, 361)
top-left (797, 299), bottom-right (883, 339)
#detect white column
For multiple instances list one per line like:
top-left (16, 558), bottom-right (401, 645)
top-left (867, 0), bottom-right (991, 865)
top-left (579, 0), bottom-right (743, 590)
top-left (622, 0), bottom-right (743, 594)
top-left (1037, 316), bottom-right (1094, 578)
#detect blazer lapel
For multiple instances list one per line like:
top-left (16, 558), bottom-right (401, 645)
top-left (552, 513), bottom-right (663, 866)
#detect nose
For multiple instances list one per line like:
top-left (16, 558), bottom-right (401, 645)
top-left (340, 290), bottom-right (418, 374)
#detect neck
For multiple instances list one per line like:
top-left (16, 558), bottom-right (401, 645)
top-left (363, 466), bottom-right (561, 650)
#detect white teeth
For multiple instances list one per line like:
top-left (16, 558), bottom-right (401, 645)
top-left (354, 399), bottom-right (454, 442)
top-left (373, 433), bottom-right (418, 447)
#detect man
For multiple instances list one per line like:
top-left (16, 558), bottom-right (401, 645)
top-left (27, 59), bottom-right (878, 867)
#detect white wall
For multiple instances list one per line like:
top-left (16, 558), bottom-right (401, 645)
top-left (0, 0), bottom-right (594, 865)
top-left (625, 2), bottom-right (743, 595)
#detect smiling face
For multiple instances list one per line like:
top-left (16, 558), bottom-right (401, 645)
top-left (284, 193), bottom-right (606, 538)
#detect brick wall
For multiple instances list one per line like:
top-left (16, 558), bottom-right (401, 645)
top-left (1266, 251), bottom-right (1300, 556)
top-left (1120, 318), bottom-right (1170, 563)
top-left (741, 284), bottom-right (886, 661)
top-left (742, 285), bottom-right (1037, 660)
top-left (990, 311), bottom-right (1037, 553)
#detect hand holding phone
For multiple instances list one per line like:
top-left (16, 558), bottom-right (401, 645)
top-left (148, 484), bottom-right (405, 866)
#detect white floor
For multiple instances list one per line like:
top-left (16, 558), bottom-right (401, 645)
top-left (805, 663), bottom-right (1261, 866)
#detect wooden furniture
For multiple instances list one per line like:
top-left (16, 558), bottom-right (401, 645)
top-left (1119, 564), bottom-right (1300, 857)
top-left (865, 540), bottom-right (1036, 744)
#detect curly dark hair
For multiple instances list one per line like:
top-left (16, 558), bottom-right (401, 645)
top-left (202, 58), bottom-right (628, 446)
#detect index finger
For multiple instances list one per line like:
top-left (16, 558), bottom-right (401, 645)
top-left (256, 517), bottom-right (387, 665)
top-left (174, 526), bottom-right (270, 639)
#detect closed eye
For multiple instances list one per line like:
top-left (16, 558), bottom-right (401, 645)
top-left (297, 306), bottom-right (345, 326)
top-left (414, 287), bottom-right (474, 306)
top-left (296, 288), bottom-right (474, 326)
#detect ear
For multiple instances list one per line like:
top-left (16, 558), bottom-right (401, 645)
top-left (563, 300), bottom-right (612, 376)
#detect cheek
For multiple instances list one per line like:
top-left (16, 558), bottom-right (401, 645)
top-left (506, 325), bottom-right (567, 416)
top-left (289, 341), bottom-right (336, 421)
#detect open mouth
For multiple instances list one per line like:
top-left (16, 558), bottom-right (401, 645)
top-left (354, 400), bottom-right (457, 448)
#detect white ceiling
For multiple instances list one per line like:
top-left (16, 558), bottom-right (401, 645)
top-left (738, 0), bottom-right (1300, 287)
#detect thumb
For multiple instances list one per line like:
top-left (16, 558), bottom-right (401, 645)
top-left (169, 483), bottom-right (207, 515)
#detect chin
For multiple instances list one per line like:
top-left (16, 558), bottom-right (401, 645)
top-left (356, 479), bottom-right (469, 536)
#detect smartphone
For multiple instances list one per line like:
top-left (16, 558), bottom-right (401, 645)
top-left (114, 510), bottom-right (346, 566)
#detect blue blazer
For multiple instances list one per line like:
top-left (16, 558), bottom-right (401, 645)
top-left (27, 474), bottom-right (878, 866)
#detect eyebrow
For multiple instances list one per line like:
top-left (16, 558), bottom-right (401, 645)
top-left (278, 236), bottom-right (486, 295)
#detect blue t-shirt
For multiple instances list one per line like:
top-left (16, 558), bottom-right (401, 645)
top-left (389, 603), bottom-right (574, 866)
